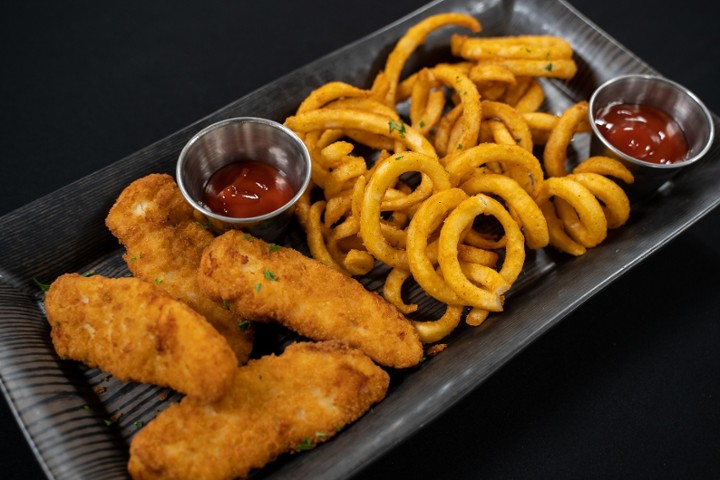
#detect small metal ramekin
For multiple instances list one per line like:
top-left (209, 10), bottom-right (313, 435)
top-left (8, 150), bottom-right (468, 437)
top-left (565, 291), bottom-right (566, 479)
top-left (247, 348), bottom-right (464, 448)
top-left (176, 117), bottom-right (311, 241)
top-left (588, 74), bottom-right (714, 201)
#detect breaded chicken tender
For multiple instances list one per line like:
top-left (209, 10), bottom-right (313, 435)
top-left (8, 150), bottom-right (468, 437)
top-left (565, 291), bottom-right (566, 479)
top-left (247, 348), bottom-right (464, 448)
top-left (128, 341), bottom-right (389, 480)
top-left (45, 273), bottom-right (237, 403)
top-left (197, 230), bottom-right (423, 369)
top-left (105, 173), bottom-right (252, 363)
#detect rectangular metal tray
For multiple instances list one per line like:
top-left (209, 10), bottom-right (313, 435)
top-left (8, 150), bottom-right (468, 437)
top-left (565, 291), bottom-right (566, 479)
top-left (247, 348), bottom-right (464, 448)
top-left (1, 0), bottom-right (719, 478)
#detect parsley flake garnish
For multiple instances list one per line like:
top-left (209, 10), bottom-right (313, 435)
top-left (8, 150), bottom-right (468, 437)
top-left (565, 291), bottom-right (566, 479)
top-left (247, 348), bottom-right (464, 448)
top-left (33, 278), bottom-right (51, 292)
top-left (296, 437), bottom-right (315, 451)
top-left (268, 244), bottom-right (281, 252)
top-left (237, 320), bottom-right (250, 331)
top-left (254, 283), bottom-right (262, 292)
top-left (134, 421), bottom-right (144, 429)
top-left (263, 268), bottom-right (278, 281)
top-left (388, 119), bottom-right (407, 138)
top-left (545, 62), bottom-right (553, 72)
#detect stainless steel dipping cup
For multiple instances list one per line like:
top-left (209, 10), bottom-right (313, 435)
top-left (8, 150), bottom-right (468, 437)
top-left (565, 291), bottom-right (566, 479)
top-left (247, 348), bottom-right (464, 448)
top-left (176, 117), bottom-right (312, 242)
top-left (588, 74), bottom-right (714, 202)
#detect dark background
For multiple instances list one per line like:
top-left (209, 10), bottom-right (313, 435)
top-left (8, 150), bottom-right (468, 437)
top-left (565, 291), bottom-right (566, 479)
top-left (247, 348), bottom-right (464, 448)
top-left (2, 1), bottom-right (719, 478)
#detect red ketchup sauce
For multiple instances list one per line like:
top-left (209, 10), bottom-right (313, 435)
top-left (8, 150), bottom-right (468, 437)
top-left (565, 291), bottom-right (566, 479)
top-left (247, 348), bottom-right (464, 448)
top-left (202, 160), bottom-right (295, 218)
top-left (594, 103), bottom-right (689, 164)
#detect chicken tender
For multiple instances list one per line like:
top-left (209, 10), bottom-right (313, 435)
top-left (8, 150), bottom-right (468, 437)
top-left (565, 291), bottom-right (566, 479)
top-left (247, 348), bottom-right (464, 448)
top-left (45, 273), bottom-right (236, 403)
top-left (128, 341), bottom-right (389, 480)
top-left (197, 230), bottom-right (423, 369)
top-left (105, 173), bottom-right (252, 363)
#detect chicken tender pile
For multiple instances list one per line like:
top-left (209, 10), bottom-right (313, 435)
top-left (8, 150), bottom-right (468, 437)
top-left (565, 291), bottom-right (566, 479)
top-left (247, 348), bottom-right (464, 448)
top-left (128, 341), bottom-right (389, 480)
top-left (42, 171), bottom-right (417, 478)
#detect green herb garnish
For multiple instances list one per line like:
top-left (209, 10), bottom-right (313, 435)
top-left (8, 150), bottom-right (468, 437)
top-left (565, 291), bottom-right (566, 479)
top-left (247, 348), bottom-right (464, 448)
top-left (296, 437), bottom-right (314, 451)
top-left (263, 268), bottom-right (278, 281)
top-left (33, 278), bottom-right (51, 292)
top-left (388, 119), bottom-right (407, 138)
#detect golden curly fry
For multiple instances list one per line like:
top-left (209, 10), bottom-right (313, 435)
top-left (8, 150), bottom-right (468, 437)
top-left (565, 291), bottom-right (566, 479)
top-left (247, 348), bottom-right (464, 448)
top-left (572, 155), bottom-right (635, 184)
top-left (569, 172), bottom-right (630, 229)
top-left (406, 188), bottom-right (469, 305)
top-left (445, 143), bottom-right (544, 198)
top-left (296, 81), bottom-right (371, 114)
top-left (430, 64), bottom-right (482, 158)
top-left (438, 194), bottom-right (526, 311)
top-left (481, 100), bottom-right (533, 151)
top-left (285, 108), bottom-right (436, 157)
top-left (543, 101), bottom-right (589, 177)
top-left (383, 267), bottom-right (419, 314)
top-left (460, 173), bottom-right (549, 249)
top-left (413, 304), bottom-right (465, 344)
top-left (537, 176), bottom-right (607, 252)
top-left (380, 13), bottom-right (481, 105)
top-left (451, 34), bottom-right (574, 61)
top-left (360, 152), bottom-right (451, 269)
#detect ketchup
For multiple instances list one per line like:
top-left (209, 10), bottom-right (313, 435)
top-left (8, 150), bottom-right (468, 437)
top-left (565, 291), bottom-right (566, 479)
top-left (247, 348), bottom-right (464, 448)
top-left (202, 160), bottom-right (295, 218)
top-left (594, 103), bottom-right (689, 164)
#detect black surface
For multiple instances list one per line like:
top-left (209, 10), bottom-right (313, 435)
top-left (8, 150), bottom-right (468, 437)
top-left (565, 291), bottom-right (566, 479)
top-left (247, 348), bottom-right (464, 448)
top-left (2, 1), bottom-right (719, 479)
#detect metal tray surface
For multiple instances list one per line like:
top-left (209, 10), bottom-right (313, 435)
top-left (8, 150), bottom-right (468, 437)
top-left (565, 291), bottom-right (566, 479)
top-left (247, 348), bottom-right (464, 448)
top-left (1, 0), bottom-right (719, 478)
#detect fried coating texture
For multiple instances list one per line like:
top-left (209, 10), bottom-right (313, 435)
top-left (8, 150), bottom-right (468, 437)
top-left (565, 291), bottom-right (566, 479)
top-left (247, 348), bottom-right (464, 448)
top-left (128, 341), bottom-right (389, 480)
top-left (197, 230), bottom-right (423, 368)
top-left (105, 173), bottom-right (252, 363)
top-left (45, 273), bottom-right (236, 403)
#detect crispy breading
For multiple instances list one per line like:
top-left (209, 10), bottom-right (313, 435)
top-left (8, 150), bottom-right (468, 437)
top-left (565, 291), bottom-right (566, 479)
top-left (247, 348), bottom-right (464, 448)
top-left (45, 273), bottom-right (236, 403)
top-left (105, 173), bottom-right (253, 363)
top-left (197, 230), bottom-right (423, 369)
top-left (128, 341), bottom-right (389, 480)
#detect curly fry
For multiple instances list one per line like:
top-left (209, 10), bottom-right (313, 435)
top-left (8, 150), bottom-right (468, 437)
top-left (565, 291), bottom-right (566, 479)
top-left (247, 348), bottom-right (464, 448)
top-left (543, 101), bottom-right (589, 177)
top-left (412, 304), bottom-right (464, 344)
top-left (360, 152), bottom-right (451, 269)
top-left (380, 13), bottom-right (481, 106)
